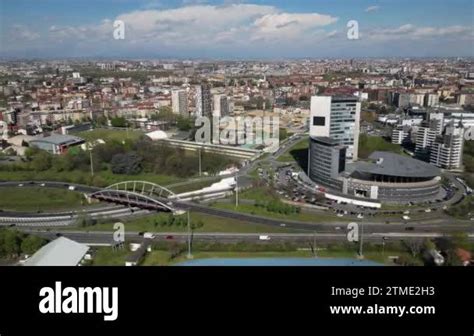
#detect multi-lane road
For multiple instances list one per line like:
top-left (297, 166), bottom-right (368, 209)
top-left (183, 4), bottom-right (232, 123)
top-left (20, 229), bottom-right (474, 246)
top-left (0, 181), bottom-right (472, 235)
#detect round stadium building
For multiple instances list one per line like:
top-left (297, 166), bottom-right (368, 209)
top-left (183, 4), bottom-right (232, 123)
top-left (309, 136), bottom-right (442, 202)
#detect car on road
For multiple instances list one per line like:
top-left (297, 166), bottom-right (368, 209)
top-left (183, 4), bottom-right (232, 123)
top-left (357, 214), bottom-right (364, 219)
top-left (259, 235), bottom-right (271, 241)
top-left (165, 235), bottom-right (174, 240)
top-left (68, 186), bottom-right (76, 191)
top-left (18, 183), bottom-right (23, 187)
top-left (405, 227), bottom-right (415, 231)
top-left (402, 215), bottom-right (411, 221)
top-left (280, 223), bottom-right (286, 227)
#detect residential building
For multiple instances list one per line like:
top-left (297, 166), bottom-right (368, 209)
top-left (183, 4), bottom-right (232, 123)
top-left (195, 84), bottom-right (212, 118)
top-left (392, 126), bottom-right (411, 145)
top-left (213, 94), bottom-right (231, 117)
top-left (171, 89), bottom-right (188, 116)
top-left (424, 93), bottom-right (439, 107)
top-left (430, 123), bottom-right (464, 170)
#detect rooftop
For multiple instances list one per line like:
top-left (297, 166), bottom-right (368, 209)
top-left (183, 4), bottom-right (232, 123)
top-left (352, 151), bottom-right (441, 178)
top-left (30, 134), bottom-right (84, 146)
top-left (23, 237), bottom-right (89, 266)
top-left (310, 136), bottom-right (346, 148)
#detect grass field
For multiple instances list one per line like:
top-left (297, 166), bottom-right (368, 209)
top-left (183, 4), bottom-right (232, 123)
top-left (89, 247), bottom-right (131, 266)
top-left (0, 170), bottom-right (181, 188)
top-left (236, 187), bottom-right (278, 202)
top-left (277, 138), bottom-right (309, 163)
top-left (76, 128), bottom-right (145, 143)
top-left (213, 202), bottom-right (345, 224)
top-left (358, 134), bottom-right (404, 159)
top-left (141, 249), bottom-right (407, 265)
top-left (88, 240), bottom-right (411, 266)
top-left (0, 187), bottom-right (88, 211)
top-left (67, 212), bottom-right (300, 233)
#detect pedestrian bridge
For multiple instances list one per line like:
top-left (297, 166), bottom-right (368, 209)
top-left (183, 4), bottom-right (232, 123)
top-left (89, 181), bottom-right (180, 212)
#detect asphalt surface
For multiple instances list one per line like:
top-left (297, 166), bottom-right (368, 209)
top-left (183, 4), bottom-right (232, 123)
top-left (0, 180), bottom-right (472, 235)
top-left (20, 229), bottom-right (474, 246)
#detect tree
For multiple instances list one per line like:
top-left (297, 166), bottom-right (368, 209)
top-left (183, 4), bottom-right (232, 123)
top-left (157, 106), bottom-right (175, 123)
top-left (450, 232), bottom-right (470, 250)
top-left (24, 147), bottom-right (40, 160)
top-left (95, 115), bottom-right (108, 126)
top-left (422, 239), bottom-right (436, 252)
top-left (52, 154), bottom-right (75, 172)
top-left (176, 116), bottom-right (193, 131)
top-left (21, 235), bottom-right (46, 255)
top-left (31, 150), bottom-right (52, 171)
top-left (110, 117), bottom-right (127, 128)
top-left (403, 239), bottom-right (424, 257)
top-left (111, 152), bottom-right (143, 175)
top-left (2, 229), bottom-right (22, 257)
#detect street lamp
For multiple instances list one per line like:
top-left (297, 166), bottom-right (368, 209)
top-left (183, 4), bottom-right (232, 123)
top-left (187, 210), bottom-right (193, 259)
top-left (235, 174), bottom-right (239, 207)
top-left (313, 231), bottom-right (317, 258)
top-left (382, 236), bottom-right (386, 258)
top-left (89, 147), bottom-right (94, 177)
top-left (198, 148), bottom-right (202, 177)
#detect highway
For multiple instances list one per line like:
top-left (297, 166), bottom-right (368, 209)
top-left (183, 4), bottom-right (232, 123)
top-left (19, 228), bottom-right (474, 246)
top-left (0, 181), bottom-right (472, 235)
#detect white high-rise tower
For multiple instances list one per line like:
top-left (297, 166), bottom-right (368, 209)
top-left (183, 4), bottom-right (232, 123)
top-left (309, 96), bottom-right (361, 160)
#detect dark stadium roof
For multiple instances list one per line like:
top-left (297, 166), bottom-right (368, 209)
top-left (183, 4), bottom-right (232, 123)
top-left (353, 151), bottom-right (441, 178)
top-left (309, 136), bottom-right (341, 145)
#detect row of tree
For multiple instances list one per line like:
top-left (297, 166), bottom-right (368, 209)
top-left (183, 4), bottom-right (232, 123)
top-left (151, 215), bottom-right (204, 229)
top-left (254, 199), bottom-right (301, 215)
top-left (3, 134), bottom-right (237, 179)
top-left (0, 229), bottom-right (47, 259)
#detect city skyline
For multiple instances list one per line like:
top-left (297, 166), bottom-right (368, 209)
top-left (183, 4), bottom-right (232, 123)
top-left (1, 0), bottom-right (473, 59)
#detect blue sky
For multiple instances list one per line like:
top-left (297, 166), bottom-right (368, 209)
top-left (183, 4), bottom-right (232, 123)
top-left (0, 0), bottom-right (473, 58)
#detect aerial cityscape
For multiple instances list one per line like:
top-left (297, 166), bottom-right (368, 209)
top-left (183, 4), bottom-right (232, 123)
top-left (0, 0), bottom-right (473, 267)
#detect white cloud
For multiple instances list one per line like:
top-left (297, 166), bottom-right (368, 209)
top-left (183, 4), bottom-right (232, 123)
top-left (55, 4), bottom-right (338, 48)
top-left (10, 25), bottom-right (40, 41)
top-left (365, 5), bottom-right (380, 13)
top-left (2, 3), bottom-right (473, 58)
top-left (252, 12), bottom-right (338, 41)
top-left (369, 24), bottom-right (474, 40)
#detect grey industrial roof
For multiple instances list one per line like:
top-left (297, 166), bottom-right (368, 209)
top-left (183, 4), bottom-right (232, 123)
top-left (353, 151), bottom-right (441, 178)
top-left (30, 134), bottom-right (84, 146)
top-left (23, 237), bottom-right (89, 266)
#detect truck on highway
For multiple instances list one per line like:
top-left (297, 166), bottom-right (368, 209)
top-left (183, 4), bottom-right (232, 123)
top-left (259, 235), bottom-right (271, 241)
top-left (143, 232), bottom-right (156, 239)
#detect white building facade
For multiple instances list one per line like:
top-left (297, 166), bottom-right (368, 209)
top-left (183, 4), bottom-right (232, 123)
top-left (310, 96), bottom-right (361, 160)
